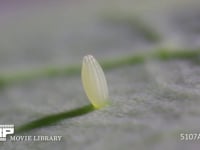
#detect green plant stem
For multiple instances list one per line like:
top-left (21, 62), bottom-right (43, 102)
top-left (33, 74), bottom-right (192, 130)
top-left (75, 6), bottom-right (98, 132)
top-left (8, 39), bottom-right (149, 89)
top-left (15, 104), bottom-right (94, 133)
top-left (0, 49), bottom-right (200, 88)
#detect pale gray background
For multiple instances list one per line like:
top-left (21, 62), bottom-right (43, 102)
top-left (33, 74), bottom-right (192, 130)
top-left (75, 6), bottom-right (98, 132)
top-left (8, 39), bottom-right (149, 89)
top-left (0, 0), bottom-right (200, 149)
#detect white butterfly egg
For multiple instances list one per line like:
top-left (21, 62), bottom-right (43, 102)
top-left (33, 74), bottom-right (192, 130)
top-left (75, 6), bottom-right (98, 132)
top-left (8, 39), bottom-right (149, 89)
top-left (82, 55), bottom-right (109, 109)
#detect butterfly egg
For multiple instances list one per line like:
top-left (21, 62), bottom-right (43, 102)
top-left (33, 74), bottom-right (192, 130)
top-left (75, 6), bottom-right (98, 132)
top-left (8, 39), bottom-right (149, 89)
top-left (82, 55), bottom-right (109, 109)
